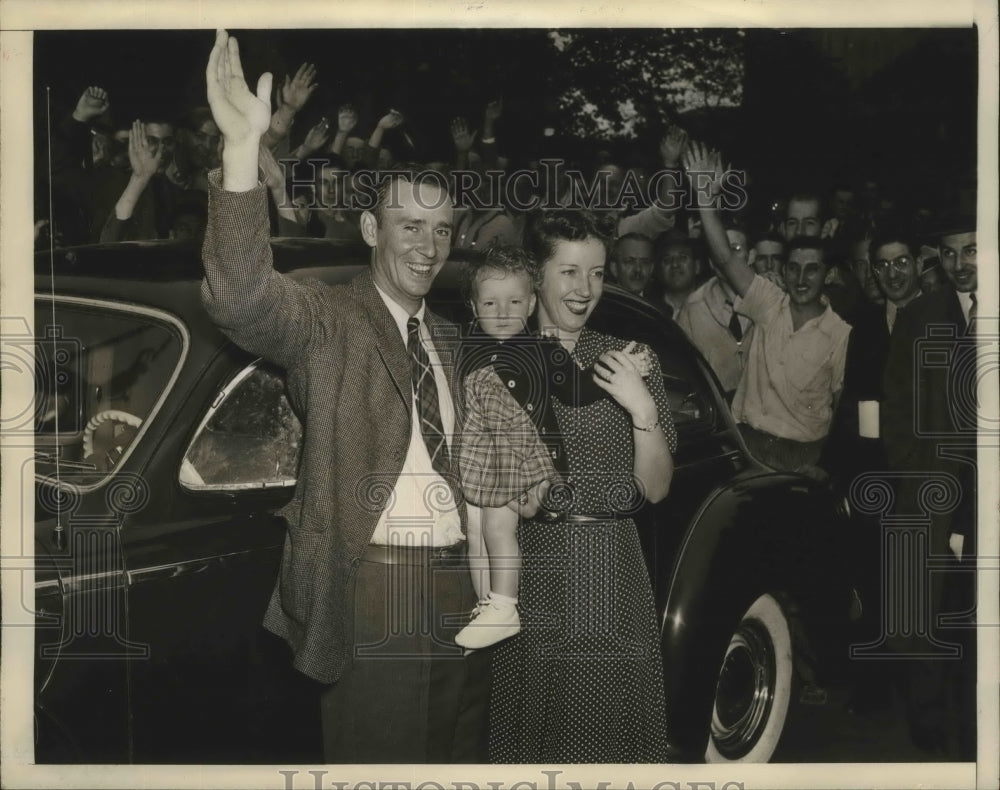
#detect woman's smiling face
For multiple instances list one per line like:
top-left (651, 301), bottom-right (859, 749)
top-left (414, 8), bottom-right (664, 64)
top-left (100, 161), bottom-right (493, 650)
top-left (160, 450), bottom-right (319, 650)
top-left (535, 237), bottom-right (606, 339)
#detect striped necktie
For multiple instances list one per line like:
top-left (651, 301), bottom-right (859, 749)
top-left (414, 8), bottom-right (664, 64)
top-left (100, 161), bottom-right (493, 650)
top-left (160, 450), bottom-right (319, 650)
top-left (967, 292), bottom-right (977, 334)
top-left (407, 317), bottom-right (464, 517)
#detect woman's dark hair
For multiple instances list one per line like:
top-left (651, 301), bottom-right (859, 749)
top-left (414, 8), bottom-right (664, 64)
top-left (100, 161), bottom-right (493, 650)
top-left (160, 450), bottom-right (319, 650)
top-left (460, 244), bottom-right (536, 302)
top-left (522, 209), bottom-right (617, 281)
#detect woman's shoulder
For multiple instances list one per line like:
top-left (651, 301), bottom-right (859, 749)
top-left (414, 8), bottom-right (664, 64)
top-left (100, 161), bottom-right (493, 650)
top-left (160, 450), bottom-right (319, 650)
top-left (578, 329), bottom-right (656, 367)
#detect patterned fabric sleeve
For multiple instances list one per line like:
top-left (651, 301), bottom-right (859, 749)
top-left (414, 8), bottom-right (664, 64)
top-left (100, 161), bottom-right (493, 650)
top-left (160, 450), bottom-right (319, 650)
top-left (457, 367), bottom-right (560, 508)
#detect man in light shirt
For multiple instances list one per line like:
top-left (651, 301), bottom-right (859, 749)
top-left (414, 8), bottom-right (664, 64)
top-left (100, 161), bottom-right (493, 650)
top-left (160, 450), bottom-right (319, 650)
top-left (200, 30), bottom-right (490, 763)
top-left (684, 142), bottom-right (851, 472)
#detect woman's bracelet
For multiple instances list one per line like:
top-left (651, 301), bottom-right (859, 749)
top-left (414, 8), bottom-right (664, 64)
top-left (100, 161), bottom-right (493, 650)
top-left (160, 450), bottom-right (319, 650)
top-left (632, 418), bottom-right (660, 432)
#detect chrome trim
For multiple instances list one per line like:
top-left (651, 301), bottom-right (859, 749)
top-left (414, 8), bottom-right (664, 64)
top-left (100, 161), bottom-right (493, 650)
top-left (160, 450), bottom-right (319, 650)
top-left (35, 578), bottom-right (62, 594)
top-left (33, 295), bottom-right (191, 495)
top-left (178, 358), bottom-right (302, 492)
top-left (125, 548), bottom-right (259, 585)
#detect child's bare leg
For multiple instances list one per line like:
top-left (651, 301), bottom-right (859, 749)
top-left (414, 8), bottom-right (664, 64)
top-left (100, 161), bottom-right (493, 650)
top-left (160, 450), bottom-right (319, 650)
top-left (455, 505), bottom-right (522, 649)
top-left (483, 505), bottom-right (521, 600)
top-left (465, 505), bottom-right (491, 601)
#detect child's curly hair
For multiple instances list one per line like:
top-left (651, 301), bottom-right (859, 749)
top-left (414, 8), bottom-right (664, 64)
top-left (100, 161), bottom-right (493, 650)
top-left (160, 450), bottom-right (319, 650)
top-left (460, 243), bottom-right (538, 302)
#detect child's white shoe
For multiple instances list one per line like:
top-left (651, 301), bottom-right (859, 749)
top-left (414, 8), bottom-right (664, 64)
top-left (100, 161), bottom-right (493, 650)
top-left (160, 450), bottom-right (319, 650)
top-left (455, 596), bottom-right (521, 649)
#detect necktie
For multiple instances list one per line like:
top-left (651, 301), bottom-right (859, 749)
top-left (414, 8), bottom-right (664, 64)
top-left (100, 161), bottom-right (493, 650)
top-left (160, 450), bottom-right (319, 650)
top-left (726, 302), bottom-right (743, 341)
top-left (407, 317), bottom-right (464, 517)
top-left (968, 292), bottom-right (977, 335)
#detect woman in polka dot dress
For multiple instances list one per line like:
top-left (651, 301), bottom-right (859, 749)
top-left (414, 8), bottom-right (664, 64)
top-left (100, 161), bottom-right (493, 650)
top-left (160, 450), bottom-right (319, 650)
top-left (460, 210), bottom-right (678, 763)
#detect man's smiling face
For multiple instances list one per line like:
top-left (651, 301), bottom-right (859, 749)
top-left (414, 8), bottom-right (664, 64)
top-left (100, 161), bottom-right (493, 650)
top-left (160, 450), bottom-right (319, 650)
top-left (362, 179), bottom-right (453, 313)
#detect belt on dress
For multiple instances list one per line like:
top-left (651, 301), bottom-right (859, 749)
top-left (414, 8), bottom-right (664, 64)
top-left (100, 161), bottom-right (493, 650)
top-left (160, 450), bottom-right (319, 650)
top-left (362, 541), bottom-right (467, 566)
top-left (536, 512), bottom-right (623, 524)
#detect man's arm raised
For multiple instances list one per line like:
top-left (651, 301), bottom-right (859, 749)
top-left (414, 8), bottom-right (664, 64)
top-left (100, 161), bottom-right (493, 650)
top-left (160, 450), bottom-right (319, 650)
top-left (683, 140), bottom-right (754, 299)
top-left (202, 29), bottom-right (329, 369)
top-left (206, 29), bottom-right (272, 191)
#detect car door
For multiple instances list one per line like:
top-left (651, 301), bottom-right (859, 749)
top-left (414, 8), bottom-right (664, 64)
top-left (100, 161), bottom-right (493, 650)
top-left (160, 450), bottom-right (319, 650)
top-left (32, 294), bottom-right (187, 763)
top-left (587, 290), bottom-right (751, 606)
top-left (118, 356), bottom-right (321, 763)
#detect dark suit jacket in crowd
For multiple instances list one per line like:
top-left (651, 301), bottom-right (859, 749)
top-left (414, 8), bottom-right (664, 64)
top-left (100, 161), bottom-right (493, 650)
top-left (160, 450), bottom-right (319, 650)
top-left (880, 287), bottom-right (976, 570)
top-left (201, 172), bottom-right (464, 684)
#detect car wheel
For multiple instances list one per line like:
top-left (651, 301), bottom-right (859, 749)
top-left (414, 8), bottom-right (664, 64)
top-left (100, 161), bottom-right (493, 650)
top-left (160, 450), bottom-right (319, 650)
top-left (705, 592), bottom-right (792, 763)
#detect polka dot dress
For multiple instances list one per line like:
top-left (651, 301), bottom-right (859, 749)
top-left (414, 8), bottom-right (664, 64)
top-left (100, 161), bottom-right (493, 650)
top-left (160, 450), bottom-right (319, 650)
top-left (488, 331), bottom-right (673, 764)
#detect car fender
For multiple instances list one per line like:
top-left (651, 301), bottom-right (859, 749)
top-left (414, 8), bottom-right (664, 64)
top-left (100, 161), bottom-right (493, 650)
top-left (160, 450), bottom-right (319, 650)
top-left (660, 471), bottom-right (848, 760)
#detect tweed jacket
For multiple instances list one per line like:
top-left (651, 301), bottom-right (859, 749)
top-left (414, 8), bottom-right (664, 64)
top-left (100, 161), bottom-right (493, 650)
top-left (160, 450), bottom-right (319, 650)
top-left (201, 173), bottom-right (463, 684)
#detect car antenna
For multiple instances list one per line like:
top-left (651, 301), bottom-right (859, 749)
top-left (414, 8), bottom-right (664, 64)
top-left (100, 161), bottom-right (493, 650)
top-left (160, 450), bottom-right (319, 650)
top-left (45, 85), bottom-right (67, 551)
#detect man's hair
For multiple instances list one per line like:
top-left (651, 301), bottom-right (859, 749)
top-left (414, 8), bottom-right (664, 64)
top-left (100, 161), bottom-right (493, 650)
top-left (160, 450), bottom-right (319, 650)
top-left (612, 232), bottom-right (653, 258)
top-left (785, 235), bottom-right (829, 263)
top-left (786, 190), bottom-right (824, 209)
top-left (180, 106), bottom-right (214, 132)
top-left (522, 209), bottom-right (617, 276)
top-left (752, 229), bottom-right (785, 248)
top-left (460, 244), bottom-right (536, 302)
top-left (372, 171), bottom-right (451, 227)
top-left (141, 115), bottom-right (176, 131)
top-left (868, 221), bottom-right (919, 262)
top-left (652, 228), bottom-right (705, 265)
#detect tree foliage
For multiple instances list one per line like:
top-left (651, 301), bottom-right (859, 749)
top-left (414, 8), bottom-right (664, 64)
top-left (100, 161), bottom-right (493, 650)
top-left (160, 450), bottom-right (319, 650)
top-left (549, 29), bottom-right (745, 140)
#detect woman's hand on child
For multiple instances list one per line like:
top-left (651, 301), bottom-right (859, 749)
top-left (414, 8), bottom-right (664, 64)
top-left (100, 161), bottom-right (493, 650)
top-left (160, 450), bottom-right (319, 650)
top-left (506, 479), bottom-right (552, 518)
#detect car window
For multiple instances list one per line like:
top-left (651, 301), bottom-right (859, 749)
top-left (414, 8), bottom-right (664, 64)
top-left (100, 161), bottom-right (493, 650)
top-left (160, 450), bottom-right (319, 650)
top-left (181, 362), bottom-right (303, 490)
top-left (587, 292), bottom-right (716, 432)
top-left (34, 297), bottom-right (186, 488)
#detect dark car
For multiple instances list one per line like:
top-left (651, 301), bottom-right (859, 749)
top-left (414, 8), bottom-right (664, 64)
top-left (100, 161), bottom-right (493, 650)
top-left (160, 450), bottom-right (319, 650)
top-left (30, 238), bottom-right (853, 764)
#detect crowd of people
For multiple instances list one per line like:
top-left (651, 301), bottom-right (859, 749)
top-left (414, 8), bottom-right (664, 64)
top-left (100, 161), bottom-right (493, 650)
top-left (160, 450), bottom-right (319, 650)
top-left (42, 29), bottom-right (980, 764)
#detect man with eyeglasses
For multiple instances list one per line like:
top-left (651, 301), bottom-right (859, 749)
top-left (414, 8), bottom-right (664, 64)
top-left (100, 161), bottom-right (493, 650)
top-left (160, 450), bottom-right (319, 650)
top-left (825, 216), bottom-right (977, 756)
top-left (98, 117), bottom-right (198, 242)
top-left (608, 232), bottom-right (655, 297)
top-left (818, 223), bottom-right (926, 718)
top-left (881, 213), bottom-right (977, 757)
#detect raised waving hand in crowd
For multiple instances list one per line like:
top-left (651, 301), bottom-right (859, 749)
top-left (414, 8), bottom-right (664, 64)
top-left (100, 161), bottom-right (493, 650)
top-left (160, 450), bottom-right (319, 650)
top-left (450, 117), bottom-right (478, 169)
top-left (480, 99), bottom-right (502, 167)
top-left (73, 86), bottom-right (110, 123)
top-left (682, 140), bottom-right (756, 297)
top-left (329, 104), bottom-right (359, 157)
top-left (367, 108), bottom-right (403, 155)
top-left (262, 61), bottom-right (318, 150)
top-left (293, 116), bottom-right (331, 161)
top-left (99, 120), bottom-right (164, 242)
top-left (658, 123), bottom-right (689, 168)
top-left (206, 28), bottom-right (273, 191)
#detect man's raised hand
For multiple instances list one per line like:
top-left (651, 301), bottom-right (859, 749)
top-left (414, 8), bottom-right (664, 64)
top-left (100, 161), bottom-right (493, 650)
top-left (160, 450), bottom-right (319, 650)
top-left (658, 124), bottom-right (688, 168)
top-left (682, 140), bottom-right (724, 197)
top-left (337, 104), bottom-right (359, 135)
top-left (73, 86), bottom-right (110, 123)
top-left (450, 117), bottom-right (478, 153)
top-left (128, 120), bottom-right (161, 181)
top-left (206, 29), bottom-right (273, 190)
top-left (281, 63), bottom-right (319, 112)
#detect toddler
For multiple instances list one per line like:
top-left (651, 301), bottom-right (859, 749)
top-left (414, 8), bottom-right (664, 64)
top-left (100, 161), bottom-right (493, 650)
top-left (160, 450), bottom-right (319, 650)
top-left (456, 245), bottom-right (563, 649)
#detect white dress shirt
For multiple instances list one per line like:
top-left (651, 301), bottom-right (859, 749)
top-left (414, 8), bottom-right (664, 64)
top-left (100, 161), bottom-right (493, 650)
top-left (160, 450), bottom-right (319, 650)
top-left (368, 285), bottom-right (463, 547)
